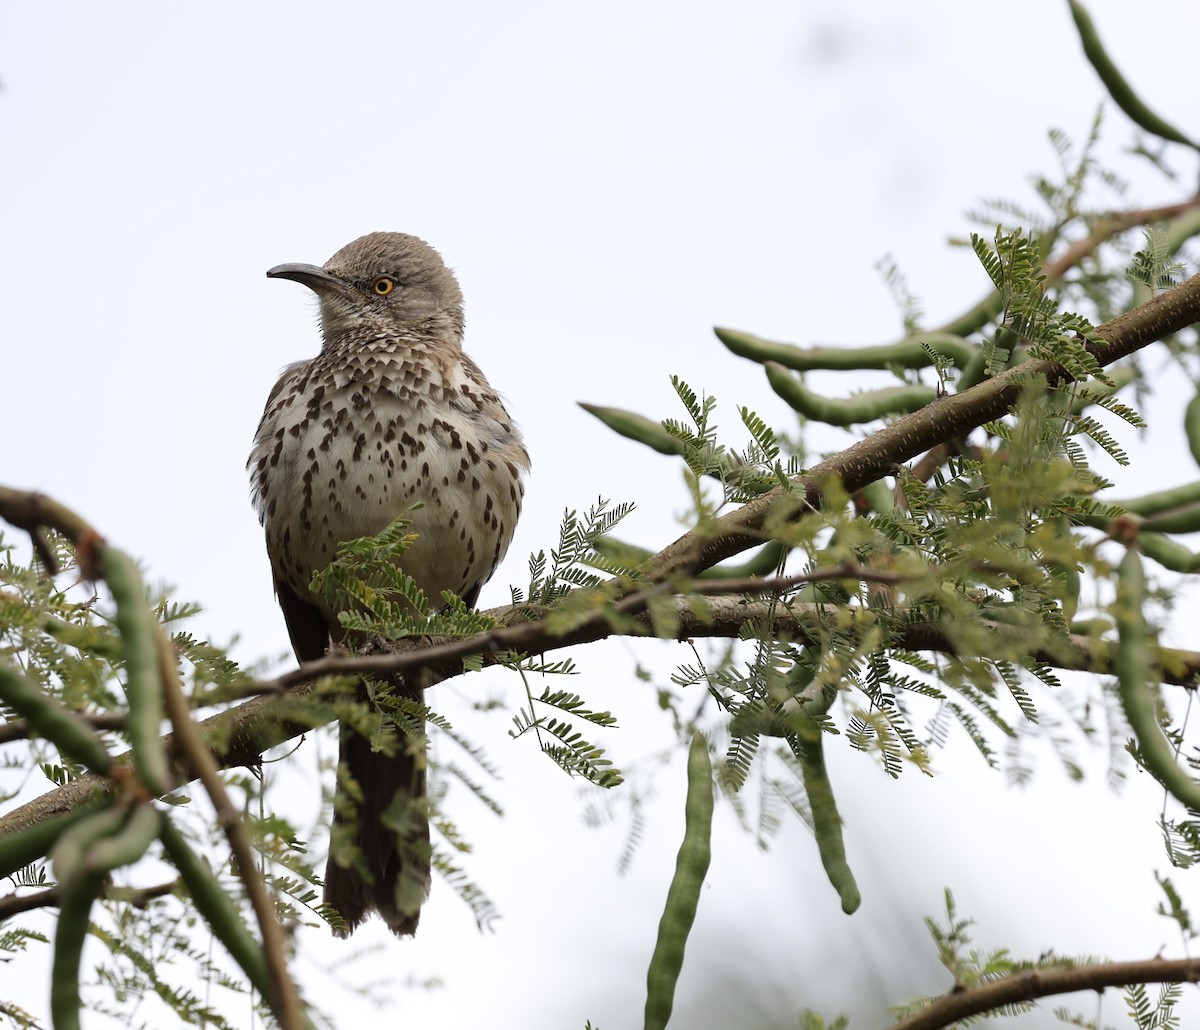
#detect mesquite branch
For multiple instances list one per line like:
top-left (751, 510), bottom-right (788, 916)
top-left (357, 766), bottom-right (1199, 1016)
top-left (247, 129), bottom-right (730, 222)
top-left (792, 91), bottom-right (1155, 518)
top-left (3, 271), bottom-right (1200, 842)
top-left (888, 956), bottom-right (1200, 1030)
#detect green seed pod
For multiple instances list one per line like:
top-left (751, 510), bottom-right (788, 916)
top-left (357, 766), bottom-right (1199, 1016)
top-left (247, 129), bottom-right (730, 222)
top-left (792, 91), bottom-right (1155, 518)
top-left (82, 804), bottom-right (161, 875)
top-left (1141, 504), bottom-right (1200, 535)
top-left (578, 403), bottom-right (687, 456)
top-left (1069, 366), bottom-right (1136, 416)
top-left (591, 538), bottom-right (787, 580)
top-left (857, 478), bottom-right (896, 515)
top-left (159, 818), bottom-right (273, 1000)
top-left (716, 327), bottom-right (975, 372)
top-left (1185, 393), bottom-right (1200, 469)
top-left (936, 291), bottom-right (1005, 340)
top-left (794, 684), bottom-right (861, 915)
top-left (51, 867), bottom-right (105, 1030)
top-left (1069, 617), bottom-right (1112, 637)
top-left (0, 803), bottom-right (109, 880)
top-left (1068, 0), bottom-right (1195, 148)
top-left (102, 547), bottom-right (171, 796)
top-left (1114, 547), bottom-right (1200, 810)
top-left (955, 343), bottom-right (990, 392)
top-left (1160, 206), bottom-right (1200, 255)
top-left (765, 363), bottom-right (936, 427)
top-left (49, 804), bottom-right (164, 1029)
top-left (1048, 561), bottom-right (1081, 626)
top-left (591, 536), bottom-right (654, 571)
top-left (50, 803), bottom-right (128, 886)
top-left (1108, 481), bottom-right (1200, 517)
top-left (698, 540), bottom-right (786, 580)
top-left (1139, 532), bottom-right (1200, 574)
top-left (644, 732), bottom-right (714, 1030)
top-left (0, 663), bottom-right (114, 775)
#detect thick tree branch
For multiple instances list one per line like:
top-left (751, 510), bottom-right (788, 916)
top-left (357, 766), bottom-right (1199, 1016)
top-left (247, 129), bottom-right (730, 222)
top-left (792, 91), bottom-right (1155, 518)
top-left (3, 273), bottom-right (1200, 871)
top-left (4, 591), bottom-right (1200, 867)
top-left (652, 271), bottom-right (1200, 576)
top-left (905, 197), bottom-right (1200, 484)
top-left (888, 955), bottom-right (1200, 1030)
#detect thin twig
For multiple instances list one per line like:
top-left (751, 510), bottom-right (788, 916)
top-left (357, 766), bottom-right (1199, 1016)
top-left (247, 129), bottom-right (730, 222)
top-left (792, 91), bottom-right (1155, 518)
top-left (905, 195), bottom-right (1200, 485)
top-left (245, 595), bottom-right (1200, 698)
top-left (888, 955), bottom-right (1200, 1030)
top-left (0, 711), bottom-right (128, 747)
top-left (157, 629), bottom-right (305, 1028)
top-left (0, 879), bottom-right (177, 920)
top-left (1041, 196), bottom-right (1200, 280)
top-left (907, 441), bottom-right (955, 485)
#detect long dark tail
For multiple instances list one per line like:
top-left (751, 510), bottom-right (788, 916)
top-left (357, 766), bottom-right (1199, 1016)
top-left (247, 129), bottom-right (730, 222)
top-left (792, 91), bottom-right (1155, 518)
top-left (324, 683), bottom-right (430, 937)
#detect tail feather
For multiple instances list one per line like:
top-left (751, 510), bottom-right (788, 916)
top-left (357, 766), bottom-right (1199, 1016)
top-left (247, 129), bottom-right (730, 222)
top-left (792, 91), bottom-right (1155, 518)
top-left (324, 685), bottom-right (430, 937)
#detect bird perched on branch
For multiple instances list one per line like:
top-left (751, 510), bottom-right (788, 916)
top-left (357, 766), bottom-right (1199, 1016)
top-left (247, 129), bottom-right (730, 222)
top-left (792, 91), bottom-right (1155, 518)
top-left (248, 232), bottom-right (529, 935)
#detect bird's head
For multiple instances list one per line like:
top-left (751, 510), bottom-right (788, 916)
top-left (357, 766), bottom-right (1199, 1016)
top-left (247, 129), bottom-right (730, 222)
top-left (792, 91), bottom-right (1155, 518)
top-left (267, 232), bottom-right (465, 345)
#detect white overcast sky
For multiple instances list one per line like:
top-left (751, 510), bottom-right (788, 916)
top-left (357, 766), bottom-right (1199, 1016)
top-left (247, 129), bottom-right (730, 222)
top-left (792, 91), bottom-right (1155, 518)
top-left (4, 2), bottom-right (1200, 1027)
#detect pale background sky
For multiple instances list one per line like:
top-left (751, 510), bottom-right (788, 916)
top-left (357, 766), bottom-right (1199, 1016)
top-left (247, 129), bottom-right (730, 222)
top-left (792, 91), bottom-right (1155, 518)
top-left (3, 1), bottom-right (1200, 1027)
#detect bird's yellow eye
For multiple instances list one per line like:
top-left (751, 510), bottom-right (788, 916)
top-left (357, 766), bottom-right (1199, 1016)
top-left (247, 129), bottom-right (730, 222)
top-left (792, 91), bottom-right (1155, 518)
top-left (372, 276), bottom-right (396, 296)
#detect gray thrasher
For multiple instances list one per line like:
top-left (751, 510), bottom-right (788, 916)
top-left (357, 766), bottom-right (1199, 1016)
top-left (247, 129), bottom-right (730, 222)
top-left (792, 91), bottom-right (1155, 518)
top-left (248, 232), bottom-right (528, 935)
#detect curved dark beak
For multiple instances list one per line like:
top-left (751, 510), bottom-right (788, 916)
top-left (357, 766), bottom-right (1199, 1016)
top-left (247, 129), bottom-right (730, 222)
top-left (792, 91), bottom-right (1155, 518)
top-left (266, 262), bottom-right (348, 296)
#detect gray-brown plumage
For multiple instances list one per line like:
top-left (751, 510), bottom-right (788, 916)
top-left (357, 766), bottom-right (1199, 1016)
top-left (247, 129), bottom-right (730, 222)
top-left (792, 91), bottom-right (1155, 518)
top-left (248, 232), bottom-right (529, 936)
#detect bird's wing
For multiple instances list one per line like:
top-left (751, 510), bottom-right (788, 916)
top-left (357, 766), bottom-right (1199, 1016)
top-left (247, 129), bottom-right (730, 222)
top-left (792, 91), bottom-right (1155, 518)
top-left (272, 565), bottom-right (332, 663)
